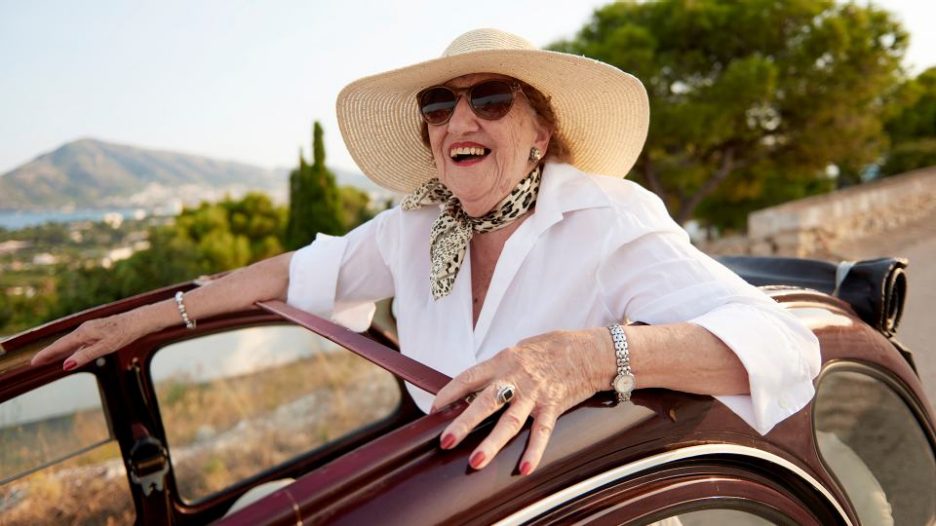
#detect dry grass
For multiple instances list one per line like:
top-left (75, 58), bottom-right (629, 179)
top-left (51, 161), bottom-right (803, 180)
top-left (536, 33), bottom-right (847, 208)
top-left (0, 451), bottom-right (134, 526)
top-left (1, 408), bottom-right (110, 478)
top-left (0, 351), bottom-right (400, 524)
top-left (160, 351), bottom-right (401, 501)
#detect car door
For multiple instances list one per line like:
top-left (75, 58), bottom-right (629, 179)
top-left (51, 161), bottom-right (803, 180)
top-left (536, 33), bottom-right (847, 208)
top-left (0, 289), bottom-right (420, 525)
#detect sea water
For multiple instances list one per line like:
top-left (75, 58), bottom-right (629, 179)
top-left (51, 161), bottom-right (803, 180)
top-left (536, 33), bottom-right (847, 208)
top-left (0, 208), bottom-right (149, 230)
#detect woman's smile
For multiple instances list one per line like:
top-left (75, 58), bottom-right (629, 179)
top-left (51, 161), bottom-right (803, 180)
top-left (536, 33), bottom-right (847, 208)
top-left (448, 141), bottom-right (491, 167)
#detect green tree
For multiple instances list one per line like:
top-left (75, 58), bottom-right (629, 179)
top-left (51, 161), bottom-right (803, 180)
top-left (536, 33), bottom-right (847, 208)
top-left (882, 66), bottom-right (936, 176)
top-left (0, 289), bottom-right (12, 329)
top-left (552, 0), bottom-right (907, 229)
top-left (53, 265), bottom-right (129, 319)
top-left (338, 186), bottom-right (376, 231)
top-left (51, 193), bottom-right (288, 319)
top-left (286, 121), bottom-right (344, 249)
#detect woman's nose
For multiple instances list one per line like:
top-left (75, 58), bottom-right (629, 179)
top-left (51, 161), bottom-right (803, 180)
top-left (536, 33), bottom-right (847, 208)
top-left (446, 96), bottom-right (480, 134)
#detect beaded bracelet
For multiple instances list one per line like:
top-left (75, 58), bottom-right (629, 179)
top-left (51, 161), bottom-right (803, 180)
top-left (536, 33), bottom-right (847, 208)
top-left (174, 291), bottom-right (196, 330)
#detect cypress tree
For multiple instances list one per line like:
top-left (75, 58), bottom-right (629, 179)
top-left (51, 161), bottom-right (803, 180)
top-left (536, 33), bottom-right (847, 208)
top-left (286, 121), bottom-right (344, 250)
top-left (313, 121), bottom-right (326, 167)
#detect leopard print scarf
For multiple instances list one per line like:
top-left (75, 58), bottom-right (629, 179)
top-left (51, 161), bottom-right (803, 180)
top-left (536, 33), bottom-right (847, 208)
top-left (401, 165), bottom-right (543, 299)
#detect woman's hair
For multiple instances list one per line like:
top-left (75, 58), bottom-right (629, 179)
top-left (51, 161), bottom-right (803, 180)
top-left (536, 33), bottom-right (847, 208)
top-left (418, 80), bottom-right (571, 163)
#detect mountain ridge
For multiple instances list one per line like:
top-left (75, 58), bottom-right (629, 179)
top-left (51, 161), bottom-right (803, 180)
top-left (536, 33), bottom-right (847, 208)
top-left (0, 138), bottom-right (385, 211)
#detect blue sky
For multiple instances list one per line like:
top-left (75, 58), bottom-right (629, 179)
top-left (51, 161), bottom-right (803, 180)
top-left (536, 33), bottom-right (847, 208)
top-left (1, 0), bottom-right (933, 176)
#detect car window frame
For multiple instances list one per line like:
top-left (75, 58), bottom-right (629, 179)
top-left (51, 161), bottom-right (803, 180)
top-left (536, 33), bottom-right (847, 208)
top-left (813, 360), bottom-right (936, 449)
top-left (123, 308), bottom-right (423, 523)
top-left (0, 288), bottom-right (431, 525)
top-left (811, 359), bottom-right (936, 526)
top-left (0, 332), bottom-right (142, 524)
top-left (142, 318), bottom-right (417, 506)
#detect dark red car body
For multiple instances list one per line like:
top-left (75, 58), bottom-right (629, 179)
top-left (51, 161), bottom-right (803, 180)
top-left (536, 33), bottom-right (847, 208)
top-left (1, 256), bottom-right (934, 525)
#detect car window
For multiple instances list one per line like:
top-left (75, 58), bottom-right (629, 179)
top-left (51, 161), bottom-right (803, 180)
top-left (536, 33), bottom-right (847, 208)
top-left (813, 368), bottom-right (936, 526)
top-left (150, 324), bottom-right (402, 503)
top-left (0, 372), bottom-right (135, 525)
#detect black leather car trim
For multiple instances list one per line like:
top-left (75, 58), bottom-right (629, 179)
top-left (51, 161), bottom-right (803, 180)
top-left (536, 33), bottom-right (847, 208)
top-left (719, 256), bottom-right (907, 336)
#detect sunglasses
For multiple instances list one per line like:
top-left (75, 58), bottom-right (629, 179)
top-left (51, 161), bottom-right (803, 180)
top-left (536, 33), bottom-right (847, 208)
top-left (417, 79), bottom-right (522, 125)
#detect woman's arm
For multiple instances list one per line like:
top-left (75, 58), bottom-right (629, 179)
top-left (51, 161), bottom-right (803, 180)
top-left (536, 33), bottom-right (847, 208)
top-left (624, 323), bottom-right (750, 395)
top-left (434, 183), bottom-right (820, 476)
top-left (430, 322), bottom-right (749, 475)
top-left (30, 251), bottom-right (294, 369)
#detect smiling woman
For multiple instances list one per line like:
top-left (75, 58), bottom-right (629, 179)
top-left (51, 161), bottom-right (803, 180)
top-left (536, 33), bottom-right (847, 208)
top-left (423, 74), bottom-right (551, 217)
top-left (29, 28), bottom-right (819, 479)
top-left (417, 78), bottom-right (571, 166)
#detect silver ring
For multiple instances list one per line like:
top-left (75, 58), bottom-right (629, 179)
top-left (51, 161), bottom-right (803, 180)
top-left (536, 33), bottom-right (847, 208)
top-left (495, 384), bottom-right (516, 405)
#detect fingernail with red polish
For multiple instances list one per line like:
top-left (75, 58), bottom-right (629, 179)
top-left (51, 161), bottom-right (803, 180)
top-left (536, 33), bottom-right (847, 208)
top-left (440, 433), bottom-right (456, 449)
top-left (63, 360), bottom-right (77, 371)
top-left (469, 451), bottom-right (486, 469)
top-left (520, 461), bottom-right (532, 476)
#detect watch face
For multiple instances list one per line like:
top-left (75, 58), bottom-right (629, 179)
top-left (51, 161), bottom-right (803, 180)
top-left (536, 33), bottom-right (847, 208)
top-left (614, 374), bottom-right (636, 394)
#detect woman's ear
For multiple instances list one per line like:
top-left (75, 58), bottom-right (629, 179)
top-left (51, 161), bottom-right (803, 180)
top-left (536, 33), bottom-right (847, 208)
top-left (533, 123), bottom-right (552, 160)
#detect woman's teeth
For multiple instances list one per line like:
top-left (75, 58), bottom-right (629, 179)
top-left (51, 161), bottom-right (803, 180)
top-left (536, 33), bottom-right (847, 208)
top-left (450, 146), bottom-right (489, 162)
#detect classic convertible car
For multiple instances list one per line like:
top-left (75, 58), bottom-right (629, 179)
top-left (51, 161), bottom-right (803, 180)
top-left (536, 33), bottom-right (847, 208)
top-left (0, 256), bottom-right (933, 525)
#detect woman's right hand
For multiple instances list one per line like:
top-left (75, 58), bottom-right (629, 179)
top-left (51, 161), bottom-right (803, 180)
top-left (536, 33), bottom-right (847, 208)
top-left (30, 309), bottom-right (152, 370)
top-left (29, 252), bottom-right (294, 371)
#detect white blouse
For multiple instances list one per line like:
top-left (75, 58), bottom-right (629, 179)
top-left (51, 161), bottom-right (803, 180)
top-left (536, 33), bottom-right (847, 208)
top-left (287, 162), bottom-right (821, 434)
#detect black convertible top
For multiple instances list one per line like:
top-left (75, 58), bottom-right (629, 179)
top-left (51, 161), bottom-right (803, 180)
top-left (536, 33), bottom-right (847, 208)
top-left (719, 256), bottom-right (907, 337)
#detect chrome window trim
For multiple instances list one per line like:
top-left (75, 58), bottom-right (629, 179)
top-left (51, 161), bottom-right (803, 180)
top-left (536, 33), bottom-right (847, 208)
top-left (493, 443), bottom-right (851, 526)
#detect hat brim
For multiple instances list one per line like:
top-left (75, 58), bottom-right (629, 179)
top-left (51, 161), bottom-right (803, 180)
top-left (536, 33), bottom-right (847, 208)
top-left (337, 48), bottom-right (649, 193)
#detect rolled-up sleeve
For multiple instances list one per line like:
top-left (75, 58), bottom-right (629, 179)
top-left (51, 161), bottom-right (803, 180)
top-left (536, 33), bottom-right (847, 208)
top-left (286, 208), bottom-right (398, 332)
top-left (690, 302), bottom-right (820, 434)
top-left (597, 203), bottom-right (821, 435)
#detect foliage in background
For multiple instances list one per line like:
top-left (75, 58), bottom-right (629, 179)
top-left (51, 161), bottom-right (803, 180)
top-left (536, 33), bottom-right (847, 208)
top-left (339, 185), bottom-right (377, 231)
top-left (0, 290), bottom-right (12, 328)
top-left (882, 66), bottom-right (936, 176)
top-left (551, 0), bottom-right (908, 230)
top-left (286, 121), bottom-right (345, 250)
top-left (51, 193), bottom-right (288, 319)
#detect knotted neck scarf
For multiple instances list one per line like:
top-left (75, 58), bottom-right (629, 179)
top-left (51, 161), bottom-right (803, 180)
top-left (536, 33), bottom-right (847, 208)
top-left (401, 165), bottom-right (543, 300)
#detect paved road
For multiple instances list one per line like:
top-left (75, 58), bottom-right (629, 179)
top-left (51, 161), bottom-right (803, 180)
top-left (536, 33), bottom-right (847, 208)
top-left (834, 213), bottom-right (936, 411)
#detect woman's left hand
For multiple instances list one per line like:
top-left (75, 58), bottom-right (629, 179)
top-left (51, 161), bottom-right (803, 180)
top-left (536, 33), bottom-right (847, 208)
top-left (430, 327), bottom-right (614, 475)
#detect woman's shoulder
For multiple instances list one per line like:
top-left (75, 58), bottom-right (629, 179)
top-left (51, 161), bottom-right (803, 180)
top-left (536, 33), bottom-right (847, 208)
top-left (546, 163), bottom-right (678, 231)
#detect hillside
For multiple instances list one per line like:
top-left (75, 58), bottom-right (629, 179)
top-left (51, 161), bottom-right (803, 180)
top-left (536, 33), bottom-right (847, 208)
top-left (0, 139), bottom-right (287, 211)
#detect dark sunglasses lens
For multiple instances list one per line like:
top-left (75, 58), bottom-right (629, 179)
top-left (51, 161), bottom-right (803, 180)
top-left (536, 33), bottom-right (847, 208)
top-left (419, 87), bottom-right (457, 124)
top-left (469, 81), bottom-right (514, 119)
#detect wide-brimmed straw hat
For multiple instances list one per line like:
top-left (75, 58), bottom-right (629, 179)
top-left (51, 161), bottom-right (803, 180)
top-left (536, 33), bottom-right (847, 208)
top-left (336, 28), bottom-right (649, 193)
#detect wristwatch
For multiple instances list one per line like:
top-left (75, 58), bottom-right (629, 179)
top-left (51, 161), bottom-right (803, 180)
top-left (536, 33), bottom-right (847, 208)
top-left (608, 324), bottom-right (636, 403)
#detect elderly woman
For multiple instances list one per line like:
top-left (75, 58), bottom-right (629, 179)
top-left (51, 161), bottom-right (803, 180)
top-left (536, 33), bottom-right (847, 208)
top-left (31, 29), bottom-right (819, 476)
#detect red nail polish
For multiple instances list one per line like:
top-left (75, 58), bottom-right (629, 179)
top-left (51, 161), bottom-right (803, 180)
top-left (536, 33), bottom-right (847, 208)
top-left (440, 434), bottom-right (456, 449)
top-left (469, 451), bottom-right (486, 469)
top-left (63, 360), bottom-right (77, 371)
top-left (520, 461), bottom-right (532, 476)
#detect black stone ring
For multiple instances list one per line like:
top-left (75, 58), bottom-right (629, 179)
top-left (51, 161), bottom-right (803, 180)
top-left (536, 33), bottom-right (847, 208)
top-left (495, 384), bottom-right (516, 405)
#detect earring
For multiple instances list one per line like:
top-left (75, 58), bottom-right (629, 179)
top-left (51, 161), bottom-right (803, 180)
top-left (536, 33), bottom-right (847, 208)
top-left (529, 147), bottom-right (542, 162)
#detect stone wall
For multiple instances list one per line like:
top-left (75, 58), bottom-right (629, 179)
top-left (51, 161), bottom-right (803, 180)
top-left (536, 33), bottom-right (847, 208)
top-left (698, 166), bottom-right (936, 258)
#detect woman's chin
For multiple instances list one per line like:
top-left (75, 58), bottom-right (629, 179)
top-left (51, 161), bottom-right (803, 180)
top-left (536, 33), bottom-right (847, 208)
top-left (444, 156), bottom-right (492, 177)
top-left (449, 188), bottom-right (498, 216)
